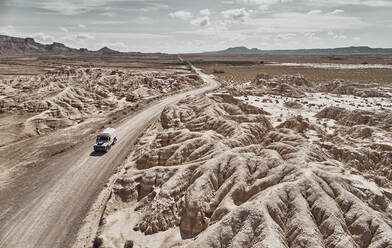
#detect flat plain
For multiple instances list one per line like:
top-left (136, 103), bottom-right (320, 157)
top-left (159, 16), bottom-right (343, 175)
top-left (184, 54), bottom-right (392, 85)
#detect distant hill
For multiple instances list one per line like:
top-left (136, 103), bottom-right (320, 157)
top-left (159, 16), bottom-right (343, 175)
top-left (3, 34), bottom-right (391, 57)
top-left (0, 35), bottom-right (92, 55)
top-left (201, 46), bottom-right (392, 56)
top-left (0, 34), bottom-right (163, 56)
top-left (97, 46), bottom-right (121, 55)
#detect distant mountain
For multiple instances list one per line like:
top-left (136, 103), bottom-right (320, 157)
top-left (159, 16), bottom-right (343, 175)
top-left (201, 46), bottom-right (392, 55)
top-left (0, 35), bottom-right (85, 55)
top-left (209, 46), bottom-right (261, 55)
top-left (97, 46), bottom-right (121, 55)
top-left (0, 35), bottom-right (157, 56)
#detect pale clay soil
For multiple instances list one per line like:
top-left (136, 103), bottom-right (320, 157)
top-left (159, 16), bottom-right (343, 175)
top-left (1, 64), bottom-right (392, 248)
top-left (0, 65), bottom-right (203, 160)
top-left (0, 66), bottom-right (205, 227)
top-left (0, 66), bottom-right (202, 142)
top-left (95, 73), bottom-right (392, 248)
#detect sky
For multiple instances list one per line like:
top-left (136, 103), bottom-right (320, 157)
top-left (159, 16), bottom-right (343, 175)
top-left (0, 0), bottom-right (392, 53)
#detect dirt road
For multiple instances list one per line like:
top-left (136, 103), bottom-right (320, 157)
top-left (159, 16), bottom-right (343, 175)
top-left (0, 67), bottom-right (219, 248)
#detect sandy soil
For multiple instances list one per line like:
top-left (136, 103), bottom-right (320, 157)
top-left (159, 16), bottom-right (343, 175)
top-left (94, 70), bottom-right (392, 248)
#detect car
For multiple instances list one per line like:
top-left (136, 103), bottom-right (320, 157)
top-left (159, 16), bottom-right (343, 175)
top-left (93, 128), bottom-right (117, 152)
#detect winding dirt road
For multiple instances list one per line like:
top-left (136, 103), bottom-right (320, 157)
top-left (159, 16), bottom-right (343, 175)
top-left (0, 67), bottom-right (219, 248)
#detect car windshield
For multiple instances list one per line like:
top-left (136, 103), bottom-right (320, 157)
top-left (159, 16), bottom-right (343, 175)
top-left (97, 135), bottom-right (109, 142)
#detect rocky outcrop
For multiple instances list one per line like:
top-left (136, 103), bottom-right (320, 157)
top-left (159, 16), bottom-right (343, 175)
top-left (316, 107), bottom-right (392, 127)
top-left (224, 73), bottom-right (314, 98)
top-left (317, 79), bottom-right (391, 98)
top-left (97, 47), bottom-right (121, 55)
top-left (0, 35), bottom-right (123, 56)
top-left (252, 73), bottom-right (312, 98)
top-left (0, 35), bottom-right (76, 55)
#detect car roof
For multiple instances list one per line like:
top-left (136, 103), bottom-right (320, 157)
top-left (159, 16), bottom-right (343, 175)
top-left (102, 128), bottom-right (115, 135)
top-left (98, 133), bottom-right (110, 137)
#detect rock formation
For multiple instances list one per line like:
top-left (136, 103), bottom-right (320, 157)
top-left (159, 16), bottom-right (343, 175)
top-left (0, 34), bottom-right (153, 56)
top-left (0, 66), bottom-right (204, 136)
top-left (95, 76), bottom-right (392, 247)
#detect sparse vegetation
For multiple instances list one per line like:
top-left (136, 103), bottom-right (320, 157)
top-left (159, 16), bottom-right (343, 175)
top-left (183, 55), bottom-right (392, 85)
top-left (212, 68), bottom-right (225, 74)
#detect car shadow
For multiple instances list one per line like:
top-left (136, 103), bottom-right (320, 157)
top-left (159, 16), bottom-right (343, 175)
top-left (89, 151), bottom-right (106, 157)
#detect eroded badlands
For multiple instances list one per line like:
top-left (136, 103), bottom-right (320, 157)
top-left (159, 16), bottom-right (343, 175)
top-left (95, 73), bottom-right (392, 248)
top-left (0, 66), bottom-right (203, 140)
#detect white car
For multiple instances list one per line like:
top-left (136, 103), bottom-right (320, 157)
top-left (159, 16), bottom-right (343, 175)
top-left (93, 128), bottom-right (117, 152)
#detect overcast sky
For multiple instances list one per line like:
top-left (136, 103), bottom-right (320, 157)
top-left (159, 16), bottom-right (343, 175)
top-left (0, 0), bottom-right (391, 53)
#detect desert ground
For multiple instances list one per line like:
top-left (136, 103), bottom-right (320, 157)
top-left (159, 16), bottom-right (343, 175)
top-left (185, 55), bottom-right (392, 85)
top-left (0, 55), bottom-right (212, 248)
top-left (92, 55), bottom-right (392, 248)
top-left (1, 55), bottom-right (392, 248)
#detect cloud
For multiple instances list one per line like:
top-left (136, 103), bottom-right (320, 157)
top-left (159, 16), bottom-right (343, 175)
top-left (328, 31), bottom-right (347, 40)
top-left (304, 32), bottom-right (321, 41)
top-left (234, 0), bottom-right (292, 3)
top-left (335, 34), bottom-right (347, 40)
top-left (35, 0), bottom-right (93, 15)
top-left (89, 21), bottom-right (126, 25)
top-left (138, 2), bottom-right (169, 12)
top-left (221, 8), bottom-right (251, 22)
top-left (135, 16), bottom-right (155, 24)
top-left (106, 41), bottom-right (129, 52)
top-left (327, 9), bottom-right (345, 15)
top-left (0, 26), bottom-right (55, 44)
top-left (169, 10), bottom-right (210, 27)
top-left (250, 12), bottom-right (366, 33)
top-left (308, 10), bottom-right (322, 15)
top-left (190, 16), bottom-right (210, 27)
top-left (100, 12), bottom-right (116, 17)
top-left (169, 10), bottom-right (192, 21)
top-left (275, 33), bottom-right (296, 40)
top-left (76, 33), bottom-right (95, 40)
top-left (358, 0), bottom-right (392, 7)
top-left (33, 32), bottom-right (55, 43)
top-left (200, 9), bottom-right (211, 16)
top-left (60, 27), bottom-right (69, 32)
top-left (34, 0), bottom-right (169, 16)
top-left (231, 0), bottom-right (293, 10)
top-left (0, 25), bottom-right (17, 36)
top-left (305, 0), bottom-right (392, 7)
top-left (3, 0), bottom-right (392, 53)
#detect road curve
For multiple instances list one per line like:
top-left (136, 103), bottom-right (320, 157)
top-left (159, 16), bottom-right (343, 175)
top-left (0, 67), bottom-right (219, 248)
